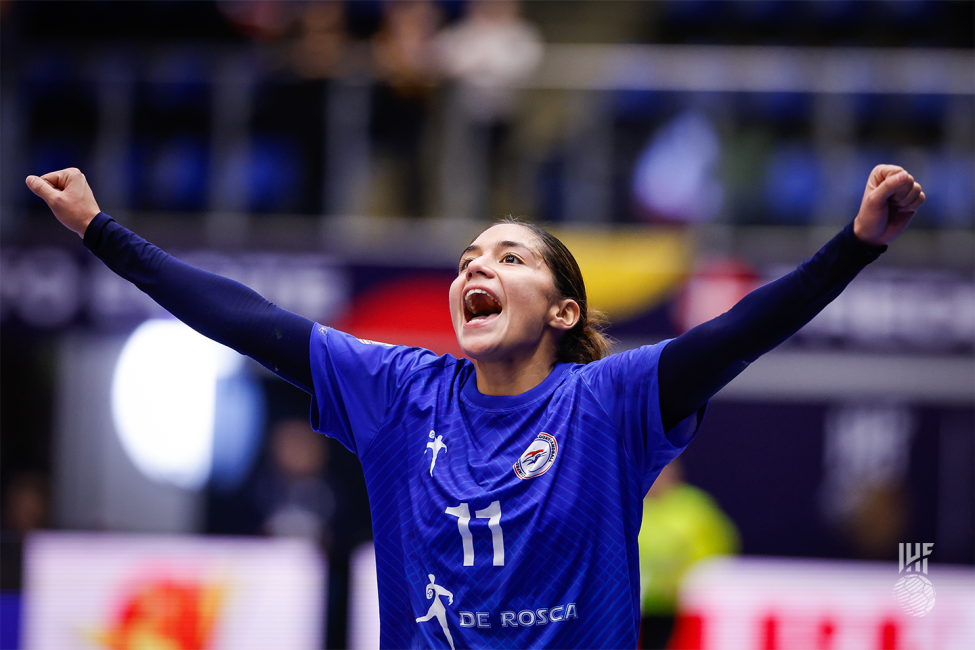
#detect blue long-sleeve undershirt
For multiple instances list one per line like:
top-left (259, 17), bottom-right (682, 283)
top-left (84, 212), bottom-right (316, 393)
top-left (658, 222), bottom-right (885, 441)
top-left (83, 212), bottom-right (885, 443)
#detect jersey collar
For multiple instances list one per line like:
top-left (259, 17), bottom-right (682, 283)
top-left (461, 362), bottom-right (571, 410)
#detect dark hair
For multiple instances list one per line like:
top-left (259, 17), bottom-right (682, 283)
top-left (497, 216), bottom-right (611, 364)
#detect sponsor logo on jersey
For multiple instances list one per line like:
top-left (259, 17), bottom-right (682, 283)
top-left (513, 432), bottom-right (558, 479)
top-left (459, 602), bottom-right (579, 628)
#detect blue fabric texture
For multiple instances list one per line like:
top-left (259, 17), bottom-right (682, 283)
top-left (310, 326), bottom-right (692, 648)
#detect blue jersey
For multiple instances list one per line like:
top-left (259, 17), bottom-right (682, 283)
top-left (309, 326), bottom-right (700, 649)
top-left (82, 213), bottom-right (876, 647)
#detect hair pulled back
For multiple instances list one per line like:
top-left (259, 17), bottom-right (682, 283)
top-left (498, 217), bottom-right (611, 364)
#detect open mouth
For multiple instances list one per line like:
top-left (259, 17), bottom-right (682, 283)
top-left (463, 288), bottom-right (503, 323)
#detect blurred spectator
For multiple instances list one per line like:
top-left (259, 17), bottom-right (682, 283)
top-left (256, 419), bottom-right (336, 553)
top-left (217, 0), bottom-right (303, 43)
top-left (435, 0), bottom-right (542, 122)
top-left (1, 470), bottom-right (49, 538)
top-left (819, 404), bottom-right (914, 561)
top-left (638, 459), bottom-right (739, 650)
top-left (632, 110), bottom-right (724, 224)
top-left (434, 0), bottom-right (543, 219)
top-left (368, 0), bottom-right (444, 217)
top-left (842, 483), bottom-right (912, 561)
top-left (373, 0), bottom-right (442, 89)
top-left (291, 1), bottom-right (348, 80)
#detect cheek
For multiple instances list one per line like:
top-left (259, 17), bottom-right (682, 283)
top-left (509, 282), bottom-right (555, 326)
top-left (448, 279), bottom-right (463, 325)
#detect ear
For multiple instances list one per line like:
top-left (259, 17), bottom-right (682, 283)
top-left (548, 298), bottom-right (581, 331)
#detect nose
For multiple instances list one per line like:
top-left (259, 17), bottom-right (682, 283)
top-left (465, 254), bottom-right (493, 279)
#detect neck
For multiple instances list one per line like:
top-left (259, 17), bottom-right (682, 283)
top-left (472, 348), bottom-right (558, 396)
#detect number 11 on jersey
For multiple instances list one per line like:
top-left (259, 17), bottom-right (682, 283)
top-left (445, 501), bottom-right (504, 566)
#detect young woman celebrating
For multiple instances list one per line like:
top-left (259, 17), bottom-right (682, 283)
top-left (28, 165), bottom-right (923, 649)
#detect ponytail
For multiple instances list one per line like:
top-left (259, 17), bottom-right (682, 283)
top-left (558, 306), bottom-right (611, 365)
top-left (497, 217), bottom-right (612, 364)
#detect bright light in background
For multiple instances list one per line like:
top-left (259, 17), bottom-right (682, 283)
top-left (111, 319), bottom-right (251, 490)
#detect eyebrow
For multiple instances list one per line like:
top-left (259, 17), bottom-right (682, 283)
top-left (459, 240), bottom-right (536, 265)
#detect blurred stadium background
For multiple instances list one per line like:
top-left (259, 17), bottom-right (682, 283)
top-left (1, 1), bottom-right (973, 648)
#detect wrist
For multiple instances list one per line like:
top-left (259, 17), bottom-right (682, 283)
top-left (82, 212), bottom-right (114, 250)
top-left (846, 220), bottom-right (888, 260)
top-left (852, 218), bottom-right (884, 248)
top-left (74, 207), bottom-right (101, 238)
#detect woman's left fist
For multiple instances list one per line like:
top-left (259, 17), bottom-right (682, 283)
top-left (853, 164), bottom-right (925, 247)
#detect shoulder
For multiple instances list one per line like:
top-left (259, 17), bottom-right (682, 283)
top-left (311, 325), bottom-right (467, 379)
top-left (571, 340), bottom-right (672, 382)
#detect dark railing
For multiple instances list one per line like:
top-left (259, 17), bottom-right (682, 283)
top-left (3, 42), bottom-right (971, 238)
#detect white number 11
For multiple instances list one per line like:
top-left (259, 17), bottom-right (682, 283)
top-left (444, 501), bottom-right (505, 566)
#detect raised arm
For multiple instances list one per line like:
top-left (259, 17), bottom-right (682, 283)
top-left (27, 168), bottom-right (315, 392)
top-left (658, 165), bottom-right (925, 437)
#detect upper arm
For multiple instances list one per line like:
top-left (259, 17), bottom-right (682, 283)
top-left (308, 326), bottom-right (439, 456)
top-left (84, 212), bottom-right (318, 392)
top-left (579, 343), bottom-right (698, 488)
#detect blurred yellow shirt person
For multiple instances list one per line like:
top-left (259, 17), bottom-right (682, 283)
top-left (638, 459), bottom-right (740, 649)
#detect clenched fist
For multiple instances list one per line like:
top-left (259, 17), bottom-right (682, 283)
top-left (26, 168), bottom-right (102, 238)
top-left (853, 164), bottom-right (925, 247)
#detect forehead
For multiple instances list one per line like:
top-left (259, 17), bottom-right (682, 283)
top-left (467, 223), bottom-right (542, 252)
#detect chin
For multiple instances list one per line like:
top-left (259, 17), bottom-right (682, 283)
top-left (457, 337), bottom-right (496, 361)
top-left (459, 328), bottom-right (518, 362)
top-left (454, 317), bottom-right (500, 359)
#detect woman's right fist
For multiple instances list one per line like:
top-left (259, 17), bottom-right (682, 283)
top-left (26, 168), bottom-right (102, 238)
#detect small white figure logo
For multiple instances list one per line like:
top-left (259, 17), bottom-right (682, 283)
top-left (415, 574), bottom-right (455, 650)
top-left (424, 431), bottom-right (447, 477)
top-left (894, 542), bottom-right (936, 617)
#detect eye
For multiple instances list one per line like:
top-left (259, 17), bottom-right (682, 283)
top-left (459, 257), bottom-right (473, 273)
top-left (501, 253), bottom-right (522, 264)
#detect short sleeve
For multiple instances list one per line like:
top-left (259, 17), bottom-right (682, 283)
top-left (578, 341), bottom-right (705, 493)
top-left (308, 326), bottom-right (439, 456)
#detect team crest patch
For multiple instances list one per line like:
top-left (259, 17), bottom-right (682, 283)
top-left (513, 432), bottom-right (558, 479)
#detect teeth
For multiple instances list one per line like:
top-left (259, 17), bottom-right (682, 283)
top-left (463, 288), bottom-right (503, 323)
top-left (464, 288), bottom-right (489, 310)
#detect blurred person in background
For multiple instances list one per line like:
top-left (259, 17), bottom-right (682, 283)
top-left (0, 0), bottom-right (11, 22)
top-left (369, 0), bottom-right (444, 217)
top-left (217, 0), bottom-right (303, 43)
top-left (435, 0), bottom-right (543, 219)
top-left (26, 162), bottom-right (924, 648)
top-left (256, 418), bottom-right (336, 554)
top-left (841, 483), bottom-right (911, 562)
top-left (1, 471), bottom-right (49, 539)
top-left (435, 0), bottom-right (542, 123)
top-left (637, 459), bottom-right (739, 650)
top-left (373, 0), bottom-right (442, 89)
top-left (290, 1), bottom-right (348, 80)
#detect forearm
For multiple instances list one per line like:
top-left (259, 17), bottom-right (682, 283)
top-left (84, 213), bottom-right (315, 392)
top-left (659, 221), bottom-right (886, 435)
